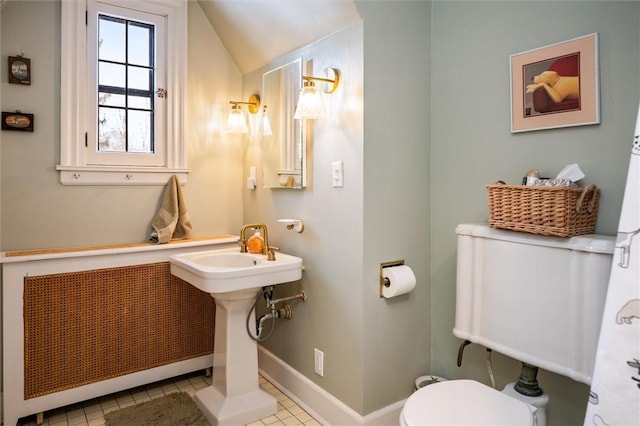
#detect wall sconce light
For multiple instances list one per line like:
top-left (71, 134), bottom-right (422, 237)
top-left (294, 67), bottom-right (340, 120)
top-left (262, 105), bottom-right (273, 136)
top-left (227, 94), bottom-right (260, 134)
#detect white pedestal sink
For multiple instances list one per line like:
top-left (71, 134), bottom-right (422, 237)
top-left (170, 248), bottom-right (303, 426)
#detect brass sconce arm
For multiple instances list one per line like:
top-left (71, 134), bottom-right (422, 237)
top-left (302, 67), bottom-right (340, 94)
top-left (229, 94), bottom-right (261, 114)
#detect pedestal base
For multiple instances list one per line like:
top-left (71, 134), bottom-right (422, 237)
top-left (194, 289), bottom-right (278, 425)
top-left (194, 385), bottom-right (277, 426)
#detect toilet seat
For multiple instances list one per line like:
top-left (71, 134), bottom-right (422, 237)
top-left (401, 379), bottom-right (535, 425)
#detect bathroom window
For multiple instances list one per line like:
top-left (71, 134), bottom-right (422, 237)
top-left (58, 0), bottom-right (188, 185)
top-left (94, 13), bottom-right (159, 162)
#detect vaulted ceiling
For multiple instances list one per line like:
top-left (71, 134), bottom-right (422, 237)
top-left (197, 0), bottom-right (360, 74)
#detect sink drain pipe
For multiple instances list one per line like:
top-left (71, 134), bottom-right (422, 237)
top-left (246, 286), bottom-right (307, 342)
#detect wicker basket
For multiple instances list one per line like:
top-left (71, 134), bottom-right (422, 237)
top-left (487, 183), bottom-right (599, 237)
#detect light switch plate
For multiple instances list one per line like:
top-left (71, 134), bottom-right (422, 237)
top-left (247, 166), bottom-right (257, 190)
top-left (332, 161), bottom-right (344, 188)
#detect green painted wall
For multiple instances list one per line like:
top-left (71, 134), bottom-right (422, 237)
top-left (430, 2), bottom-right (639, 425)
top-left (0, 1), bottom-right (244, 252)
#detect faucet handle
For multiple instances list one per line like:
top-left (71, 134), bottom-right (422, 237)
top-left (266, 246), bottom-right (278, 261)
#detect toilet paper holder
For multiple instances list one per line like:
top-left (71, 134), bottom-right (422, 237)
top-left (379, 259), bottom-right (405, 298)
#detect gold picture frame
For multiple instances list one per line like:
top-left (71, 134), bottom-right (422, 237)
top-left (510, 33), bottom-right (599, 133)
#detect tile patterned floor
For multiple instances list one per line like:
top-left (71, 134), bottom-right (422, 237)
top-left (17, 371), bottom-right (321, 426)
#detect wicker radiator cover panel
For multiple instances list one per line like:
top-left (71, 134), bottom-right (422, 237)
top-left (23, 262), bottom-right (215, 400)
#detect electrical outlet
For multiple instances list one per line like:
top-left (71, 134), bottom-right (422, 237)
top-left (314, 348), bottom-right (324, 377)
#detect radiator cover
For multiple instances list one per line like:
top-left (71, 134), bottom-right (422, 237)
top-left (23, 261), bottom-right (215, 399)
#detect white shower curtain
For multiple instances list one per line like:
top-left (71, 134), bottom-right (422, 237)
top-left (584, 103), bottom-right (640, 426)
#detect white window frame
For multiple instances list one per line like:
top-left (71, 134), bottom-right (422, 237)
top-left (88, 2), bottom-right (166, 168)
top-left (58, 0), bottom-right (188, 186)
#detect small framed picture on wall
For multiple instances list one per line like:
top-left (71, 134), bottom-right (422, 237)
top-left (510, 33), bottom-right (599, 133)
top-left (8, 55), bottom-right (31, 85)
top-left (2, 111), bottom-right (34, 132)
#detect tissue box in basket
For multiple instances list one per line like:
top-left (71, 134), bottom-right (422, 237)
top-left (486, 183), bottom-right (599, 237)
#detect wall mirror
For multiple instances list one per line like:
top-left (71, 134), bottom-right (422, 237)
top-left (262, 58), bottom-right (306, 188)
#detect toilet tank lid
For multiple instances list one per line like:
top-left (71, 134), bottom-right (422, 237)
top-left (455, 223), bottom-right (615, 254)
top-left (403, 380), bottom-right (534, 425)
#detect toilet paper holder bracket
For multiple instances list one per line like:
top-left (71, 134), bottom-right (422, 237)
top-left (379, 260), bottom-right (405, 298)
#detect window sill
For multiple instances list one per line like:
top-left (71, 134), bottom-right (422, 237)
top-left (56, 166), bottom-right (189, 186)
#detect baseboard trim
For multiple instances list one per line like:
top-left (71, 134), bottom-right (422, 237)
top-left (258, 346), bottom-right (406, 426)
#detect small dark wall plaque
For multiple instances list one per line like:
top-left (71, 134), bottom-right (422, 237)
top-left (8, 56), bottom-right (31, 85)
top-left (2, 111), bottom-right (34, 131)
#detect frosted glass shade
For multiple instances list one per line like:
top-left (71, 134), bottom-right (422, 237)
top-left (294, 85), bottom-right (326, 119)
top-left (263, 111), bottom-right (273, 136)
top-left (227, 107), bottom-right (248, 133)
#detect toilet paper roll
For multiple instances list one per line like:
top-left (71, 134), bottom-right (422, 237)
top-left (382, 265), bottom-right (416, 298)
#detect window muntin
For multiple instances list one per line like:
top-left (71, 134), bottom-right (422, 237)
top-left (85, 0), bottom-right (167, 168)
top-left (98, 15), bottom-right (155, 154)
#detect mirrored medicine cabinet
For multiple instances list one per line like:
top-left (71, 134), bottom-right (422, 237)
top-left (261, 58), bottom-right (306, 188)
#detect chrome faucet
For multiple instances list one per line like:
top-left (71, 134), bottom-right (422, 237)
top-left (239, 222), bottom-right (276, 261)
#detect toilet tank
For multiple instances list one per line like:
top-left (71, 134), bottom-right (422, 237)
top-left (454, 223), bottom-right (614, 385)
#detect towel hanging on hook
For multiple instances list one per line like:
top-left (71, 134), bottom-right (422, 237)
top-left (149, 174), bottom-right (193, 244)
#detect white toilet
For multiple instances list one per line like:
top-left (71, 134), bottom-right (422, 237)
top-left (401, 223), bottom-right (615, 425)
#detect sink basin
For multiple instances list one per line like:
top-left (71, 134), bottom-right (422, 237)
top-left (189, 252), bottom-right (264, 268)
top-left (169, 247), bottom-right (302, 294)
